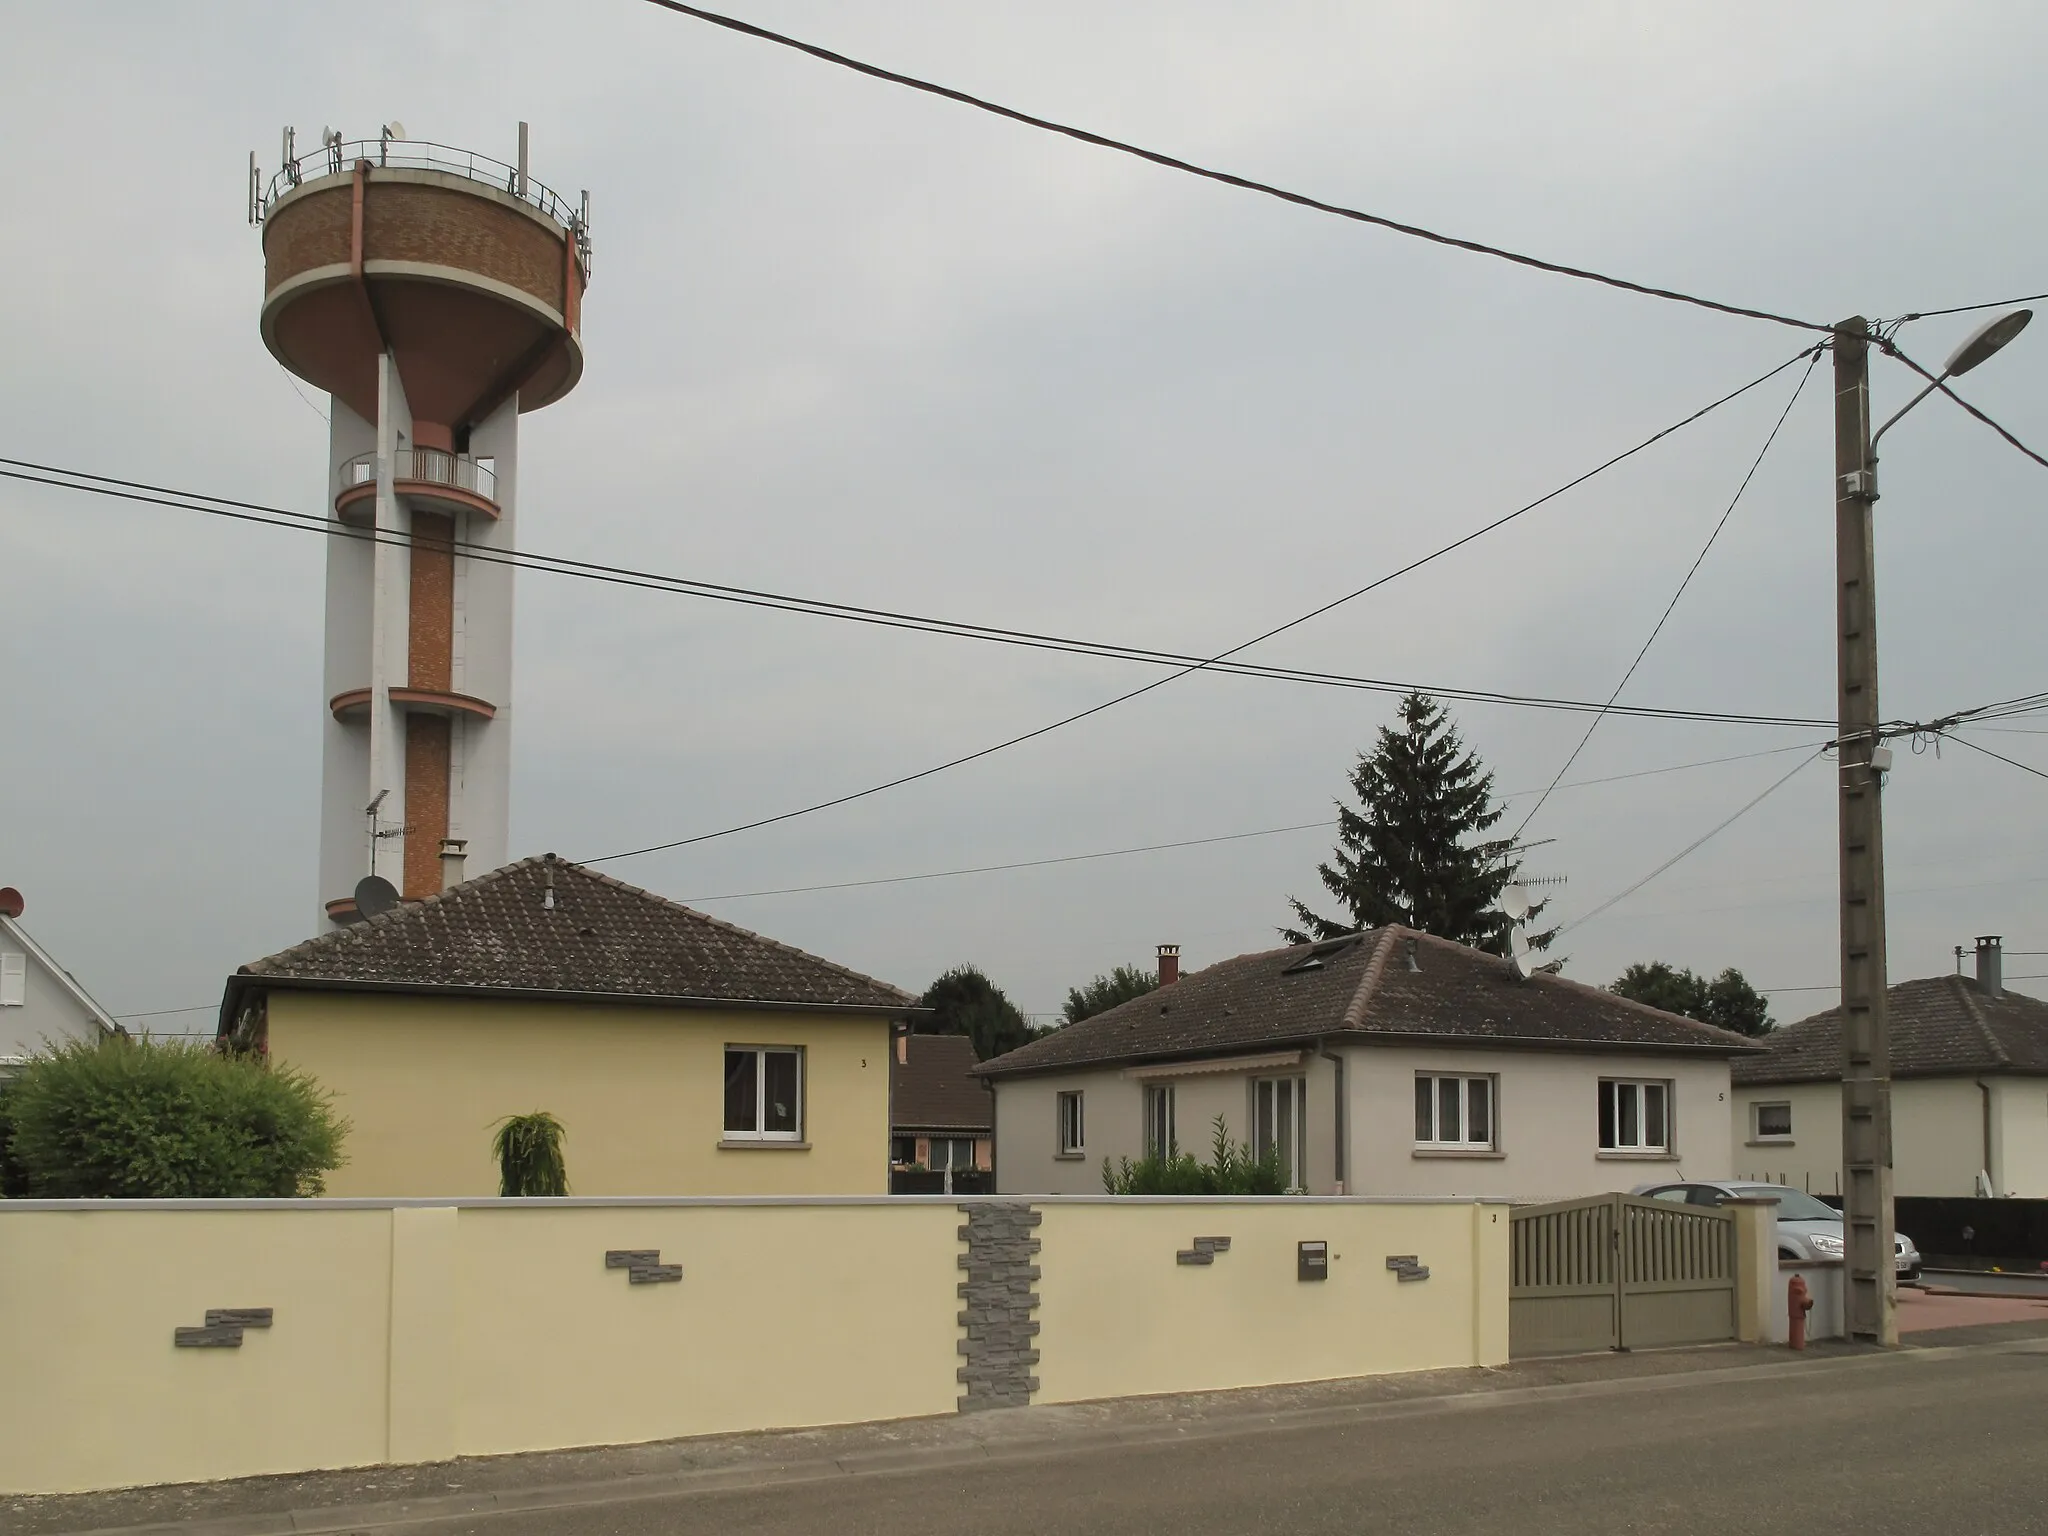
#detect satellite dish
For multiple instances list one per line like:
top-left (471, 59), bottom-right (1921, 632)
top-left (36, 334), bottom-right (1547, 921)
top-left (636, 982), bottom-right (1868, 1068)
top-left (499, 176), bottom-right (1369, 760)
top-left (386, 120), bottom-right (407, 140)
top-left (1513, 948), bottom-right (1536, 981)
top-left (1510, 925), bottom-right (1531, 960)
top-left (1500, 883), bottom-right (1532, 922)
top-left (0, 887), bottom-right (22, 919)
top-left (354, 875), bottom-right (401, 920)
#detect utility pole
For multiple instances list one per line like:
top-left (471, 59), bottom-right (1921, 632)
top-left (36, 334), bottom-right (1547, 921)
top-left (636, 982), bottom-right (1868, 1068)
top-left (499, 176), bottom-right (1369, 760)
top-left (1832, 316), bottom-right (1896, 1345)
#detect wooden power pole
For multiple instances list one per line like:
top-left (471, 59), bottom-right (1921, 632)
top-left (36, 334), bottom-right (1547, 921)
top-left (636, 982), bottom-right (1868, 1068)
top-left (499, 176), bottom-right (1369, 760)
top-left (1832, 316), bottom-right (1897, 1345)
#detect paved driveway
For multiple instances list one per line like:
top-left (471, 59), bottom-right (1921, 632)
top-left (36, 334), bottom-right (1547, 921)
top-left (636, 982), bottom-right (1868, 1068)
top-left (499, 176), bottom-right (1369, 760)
top-left (1896, 1285), bottom-right (2048, 1333)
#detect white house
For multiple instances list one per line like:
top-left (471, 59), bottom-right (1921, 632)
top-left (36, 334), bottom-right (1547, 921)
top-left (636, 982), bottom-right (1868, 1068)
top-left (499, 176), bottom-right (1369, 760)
top-left (979, 927), bottom-right (1760, 1200)
top-left (0, 888), bottom-right (119, 1070)
top-left (1731, 936), bottom-right (2048, 1198)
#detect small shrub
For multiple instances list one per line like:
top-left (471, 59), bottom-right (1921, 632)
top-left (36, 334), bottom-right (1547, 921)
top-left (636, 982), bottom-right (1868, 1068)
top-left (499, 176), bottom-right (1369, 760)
top-left (492, 1111), bottom-right (568, 1196)
top-left (1101, 1114), bottom-right (1289, 1196)
top-left (3, 1036), bottom-right (346, 1198)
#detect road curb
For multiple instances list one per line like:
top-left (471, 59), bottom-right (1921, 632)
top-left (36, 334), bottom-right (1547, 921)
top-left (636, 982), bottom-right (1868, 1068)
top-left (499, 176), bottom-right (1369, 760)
top-left (36, 1337), bottom-right (2048, 1536)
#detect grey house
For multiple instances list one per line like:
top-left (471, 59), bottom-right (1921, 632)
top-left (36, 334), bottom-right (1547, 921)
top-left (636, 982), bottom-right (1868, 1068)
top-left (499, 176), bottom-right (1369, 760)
top-left (0, 889), bottom-right (119, 1070)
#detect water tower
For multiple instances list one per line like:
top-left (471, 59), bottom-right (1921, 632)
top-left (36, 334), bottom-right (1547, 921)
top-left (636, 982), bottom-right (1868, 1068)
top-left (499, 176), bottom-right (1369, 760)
top-left (250, 126), bottom-right (589, 926)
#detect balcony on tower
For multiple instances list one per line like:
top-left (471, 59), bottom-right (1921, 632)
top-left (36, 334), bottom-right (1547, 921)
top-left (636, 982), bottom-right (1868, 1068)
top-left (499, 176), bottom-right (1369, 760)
top-left (335, 448), bottom-right (500, 523)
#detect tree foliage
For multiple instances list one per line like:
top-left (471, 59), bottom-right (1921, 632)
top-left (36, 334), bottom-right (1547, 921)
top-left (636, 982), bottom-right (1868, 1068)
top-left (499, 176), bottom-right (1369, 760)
top-left (492, 1111), bottom-right (569, 1197)
top-left (1611, 961), bottom-right (1774, 1037)
top-left (1101, 1114), bottom-right (1289, 1195)
top-left (0, 1037), bottom-right (346, 1198)
top-left (1062, 964), bottom-right (1160, 1025)
top-left (1283, 693), bottom-right (1543, 954)
top-left (918, 964), bottom-right (1041, 1061)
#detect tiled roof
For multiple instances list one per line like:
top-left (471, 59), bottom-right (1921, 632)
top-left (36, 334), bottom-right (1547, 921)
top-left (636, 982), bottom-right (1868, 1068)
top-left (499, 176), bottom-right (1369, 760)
top-left (229, 856), bottom-right (919, 1014)
top-left (975, 926), bottom-right (1760, 1078)
top-left (891, 1033), bottom-right (994, 1133)
top-left (1733, 975), bottom-right (2048, 1085)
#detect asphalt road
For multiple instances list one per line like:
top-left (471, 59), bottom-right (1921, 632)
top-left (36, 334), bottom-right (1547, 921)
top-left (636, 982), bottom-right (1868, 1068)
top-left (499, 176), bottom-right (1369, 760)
top-left (402, 1344), bottom-right (2048, 1536)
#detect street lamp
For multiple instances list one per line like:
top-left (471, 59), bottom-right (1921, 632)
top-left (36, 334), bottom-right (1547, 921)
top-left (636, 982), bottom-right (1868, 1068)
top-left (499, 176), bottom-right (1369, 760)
top-left (1873, 308), bottom-right (2032, 448)
top-left (1830, 307), bottom-right (2030, 1345)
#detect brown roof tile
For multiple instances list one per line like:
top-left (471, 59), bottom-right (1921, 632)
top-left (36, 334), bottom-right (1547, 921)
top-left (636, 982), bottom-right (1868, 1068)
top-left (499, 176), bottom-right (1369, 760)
top-left (891, 1034), bottom-right (994, 1133)
top-left (1732, 975), bottom-right (2048, 1085)
top-left (229, 856), bottom-right (919, 1015)
top-left (976, 926), bottom-right (1759, 1078)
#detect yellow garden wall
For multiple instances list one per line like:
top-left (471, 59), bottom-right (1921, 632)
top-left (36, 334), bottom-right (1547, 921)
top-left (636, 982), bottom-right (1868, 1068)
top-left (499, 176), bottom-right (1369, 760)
top-left (1033, 1200), bottom-right (1510, 1403)
top-left (0, 1196), bottom-right (1509, 1497)
top-left (267, 993), bottom-right (893, 1196)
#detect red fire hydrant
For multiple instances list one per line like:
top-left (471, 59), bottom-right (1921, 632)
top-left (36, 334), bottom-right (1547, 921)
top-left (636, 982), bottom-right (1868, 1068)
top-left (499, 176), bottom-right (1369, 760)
top-left (1788, 1273), bottom-right (1814, 1351)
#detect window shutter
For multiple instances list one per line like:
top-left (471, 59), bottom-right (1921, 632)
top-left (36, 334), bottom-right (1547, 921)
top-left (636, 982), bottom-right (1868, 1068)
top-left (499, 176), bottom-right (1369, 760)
top-left (0, 952), bottom-right (25, 1007)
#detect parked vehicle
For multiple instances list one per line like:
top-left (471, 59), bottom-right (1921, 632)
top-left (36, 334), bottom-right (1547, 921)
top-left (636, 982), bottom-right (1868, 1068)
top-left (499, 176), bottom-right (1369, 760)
top-left (1632, 1180), bottom-right (1923, 1282)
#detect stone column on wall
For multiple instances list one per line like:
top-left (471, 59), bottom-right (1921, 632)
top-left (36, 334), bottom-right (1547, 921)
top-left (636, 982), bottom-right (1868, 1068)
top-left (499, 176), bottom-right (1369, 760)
top-left (956, 1202), bottom-right (1041, 1411)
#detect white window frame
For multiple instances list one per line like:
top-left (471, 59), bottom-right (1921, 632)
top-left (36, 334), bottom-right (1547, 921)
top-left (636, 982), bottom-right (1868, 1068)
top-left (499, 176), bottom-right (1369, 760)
top-left (723, 1044), bottom-right (804, 1142)
top-left (1144, 1083), bottom-right (1176, 1159)
top-left (0, 951), bottom-right (24, 1008)
top-left (1252, 1075), bottom-right (1309, 1188)
top-left (1598, 1077), bottom-right (1671, 1154)
top-left (1056, 1090), bottom-right (1085, 1156)
top-left (1752, 1101), bottom-right (1793, 1142)
top-left (1413, 1073), bottom-right (1497, 1151)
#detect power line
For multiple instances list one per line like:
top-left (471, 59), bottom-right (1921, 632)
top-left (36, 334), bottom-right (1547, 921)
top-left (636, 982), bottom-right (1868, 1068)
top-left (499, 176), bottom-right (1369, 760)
top-left (1876, 337), bottom-right (2048, 471)
top-left (582, 345), bottom-right (1830, 863)
top-left (1944, 732), bottom-right (2048, 784)
top-left (112, 1003), bottom-right (217, 1019)
top-left (680, 818), bottom-right (1335, 903)
top-left (1890, 292), bottom-right (2048, 324)
top-left (0, 452), bottom-right (1835, 733)
top-left (1512, 345), bottom-right (1822, 840)
top-left (1556, 747), bottom-right (1826, 937)
top-left (639, 1), bottom-right (1833, 336)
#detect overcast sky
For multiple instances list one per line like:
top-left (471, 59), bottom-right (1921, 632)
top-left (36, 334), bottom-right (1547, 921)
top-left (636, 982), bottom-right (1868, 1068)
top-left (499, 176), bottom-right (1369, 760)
top-left (2, 1), bottom-right (2044, 1033)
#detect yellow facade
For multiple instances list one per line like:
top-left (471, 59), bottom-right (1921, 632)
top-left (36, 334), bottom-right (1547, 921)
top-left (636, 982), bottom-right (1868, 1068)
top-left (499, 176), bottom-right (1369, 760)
top-left (267, 991), bottom-right (893, 1196)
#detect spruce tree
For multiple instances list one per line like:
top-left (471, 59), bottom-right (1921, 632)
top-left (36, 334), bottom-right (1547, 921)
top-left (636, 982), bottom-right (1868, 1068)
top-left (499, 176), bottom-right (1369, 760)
top-left (1282, 693), bottom-right (1541, 954)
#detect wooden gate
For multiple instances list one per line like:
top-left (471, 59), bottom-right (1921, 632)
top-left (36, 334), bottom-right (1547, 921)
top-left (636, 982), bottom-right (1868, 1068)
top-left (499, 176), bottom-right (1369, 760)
top-left (1510, 1193), bottom-right (1736, 1357)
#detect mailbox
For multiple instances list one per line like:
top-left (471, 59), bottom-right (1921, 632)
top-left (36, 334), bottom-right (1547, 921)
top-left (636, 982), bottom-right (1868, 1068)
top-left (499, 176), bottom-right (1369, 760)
top-left (1298, 1240), bottom-right (1329, 1282)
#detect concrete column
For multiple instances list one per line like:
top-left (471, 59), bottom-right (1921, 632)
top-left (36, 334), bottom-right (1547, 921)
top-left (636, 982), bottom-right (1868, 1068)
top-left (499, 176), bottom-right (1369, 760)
top-left (1472, 1202), bottom-right (1511, 1366)
top-left (387, 1206), bottom-right (459, 1463)
top-left (1724, 1196), bottom-right (1779, 1345)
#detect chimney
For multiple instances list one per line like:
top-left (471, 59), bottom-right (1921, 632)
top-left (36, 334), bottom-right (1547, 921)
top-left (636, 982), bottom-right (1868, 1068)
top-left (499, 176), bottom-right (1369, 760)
top-left (438, 839), bottom-right (467, 891)
top-left (895, 1025), bottom-right (909, 1066)
top-left (1405, 937), bottom-right (1421, 972)
top-left (1157, 944), bottom-right (1181, 986)
top-left (1975, 935), bottom-right (2003, 998)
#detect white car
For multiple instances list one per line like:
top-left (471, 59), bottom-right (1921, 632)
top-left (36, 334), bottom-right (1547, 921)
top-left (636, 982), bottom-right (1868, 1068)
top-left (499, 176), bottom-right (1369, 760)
top-left (1634, 1180), bottom-right (1923, 1283)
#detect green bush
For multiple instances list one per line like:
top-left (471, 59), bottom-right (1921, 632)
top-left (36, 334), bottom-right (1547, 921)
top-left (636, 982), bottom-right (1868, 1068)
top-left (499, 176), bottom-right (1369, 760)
top-left (2, 1037), bottom-right (346, 1198)
top-left (1101, 1114), bottom-right (1289, 1196)
top-left (492, 1111), bottom-right (569, 1197)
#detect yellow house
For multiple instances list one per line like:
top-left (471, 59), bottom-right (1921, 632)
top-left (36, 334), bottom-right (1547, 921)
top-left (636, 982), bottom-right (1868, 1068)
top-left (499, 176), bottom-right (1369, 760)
top-left (218, 856), bottom-right (921, 1196)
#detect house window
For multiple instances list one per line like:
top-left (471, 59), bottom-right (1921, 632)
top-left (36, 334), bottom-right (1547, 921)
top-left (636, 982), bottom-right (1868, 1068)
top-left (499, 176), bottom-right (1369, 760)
top-left (1057, 1090), bottom-right (1085, 1156)
top-left (929, 1137), bottom-right (977, 1171)
top-left (891, 1135), bottom-right (917, 1166)
top-left (1144, 1083), bottom-right (1176, 1158)
top-left (1253, 1076), bottom-right (1308, 1188)
top-left (1752, 1102), bottom-right (1792, 1141)
top-left (1598, 1078), bottom-right (1670, 1153)
top-left (724, 1046), bottom-right (802, 1141)
top-left (0, 952), bottom-right (23, 1007)
top-left (1414, 1074), bottom-right (1495, 1150)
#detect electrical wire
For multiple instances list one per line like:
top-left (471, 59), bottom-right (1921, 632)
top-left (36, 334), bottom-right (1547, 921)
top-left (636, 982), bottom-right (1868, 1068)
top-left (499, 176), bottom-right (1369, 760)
top-left (677, 742), bottom-right (1825, 903)
top-left (1889, 292), bottom-right (2048, 324)
top-left (1944, 732), bottom-right (2048, 784)
top-left (1876, 337), bottom-right (2048, 470)
top-left (1512, 345), bottom-right (1822, 840)
top-left (639, 1), bottom-right (1832, 336)
top-left (1554, 747), bottom-right (1826, 937)
top-left (0, 441), bottom-right (1836, 733)
top-left (581, 345), bottom-right (1831, 863)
